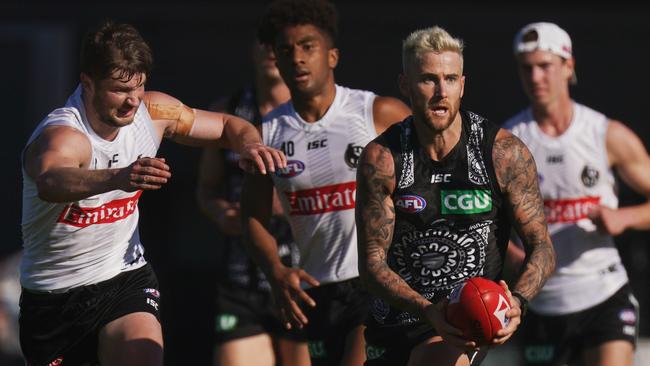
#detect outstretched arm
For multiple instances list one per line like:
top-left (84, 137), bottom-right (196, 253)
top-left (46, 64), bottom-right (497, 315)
top-left (144, 91), bottom-right (286, 174)
top-left (356, 141), bottom-right (471, 347)
top-left (493, 129), bottom-right (555, 301)
top-left (589, 120), bottom-right (650, 235)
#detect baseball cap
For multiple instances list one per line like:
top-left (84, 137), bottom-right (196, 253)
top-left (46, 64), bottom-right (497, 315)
top-left (513, 22), bottom-right (572, 59)
top-left (514, 22), bottom-right (577, 84)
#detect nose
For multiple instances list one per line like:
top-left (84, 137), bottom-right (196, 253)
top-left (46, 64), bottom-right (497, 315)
top-left (530, 66), bottom-right (545, 84)
top-left (291, 47), bottom-right (304, 65)
top-left (434, 81), bottom-right (447, 99)
top-left (126, 91), bottom-right (140, 107)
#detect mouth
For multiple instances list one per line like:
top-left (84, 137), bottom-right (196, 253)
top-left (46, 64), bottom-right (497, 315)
top-left (294, 70), bottom-right (310, 83)
top-left (116, 106), bottom-right (137, 118)
top-left (429, 104), bottom-right (449, 116)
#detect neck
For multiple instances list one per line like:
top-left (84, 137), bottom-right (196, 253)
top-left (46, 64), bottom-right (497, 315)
top-left (256, 77), bottom-right (291, 116)
top-left (81, 89), bottom-right (119, 141)
top-left (531, 96), bottom-right (574, 137)
top-left (291, 81), bottom-right (336, 123)
top-left (414, 113), bottom-right (463, 162)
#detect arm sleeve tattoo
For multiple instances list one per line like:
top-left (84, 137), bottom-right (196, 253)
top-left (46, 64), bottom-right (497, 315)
top-left (493, 130), bottom-right (556, 300)
top-left (356, 142), bottom-right (431, 316)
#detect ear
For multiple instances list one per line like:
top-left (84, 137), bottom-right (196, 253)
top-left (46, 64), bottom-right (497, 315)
top-left (80, 73), bottom-right (94, 94)
top-left (564, 57), bottom-right (576, 82)
top-left (328, 47), bottom-right (339, 69)
top-left (398, 73), bottom-right (409, 98)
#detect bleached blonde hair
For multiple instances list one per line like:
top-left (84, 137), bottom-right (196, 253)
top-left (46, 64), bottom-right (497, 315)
top-left (402, 26), bottom-right (464, 73)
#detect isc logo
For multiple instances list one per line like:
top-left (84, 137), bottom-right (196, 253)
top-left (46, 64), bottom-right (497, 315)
top-left (395, 195), bottom-right (427, 213)
top-left (276, 160), bottom-right (305, 178)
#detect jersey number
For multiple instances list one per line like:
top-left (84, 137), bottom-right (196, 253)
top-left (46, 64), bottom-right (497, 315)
top-left (281, 141), bottom-right (295, 157)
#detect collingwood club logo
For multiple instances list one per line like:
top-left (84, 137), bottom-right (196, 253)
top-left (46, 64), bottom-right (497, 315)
top-left (581, 165), bottom-right (599, 187)
top-left (344, 143), bottom-right (364, 168)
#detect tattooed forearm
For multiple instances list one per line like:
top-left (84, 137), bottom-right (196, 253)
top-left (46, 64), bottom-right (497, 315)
top-left (356, 142), bottom-right (432, 316)
top-left (494, 130), bottom-right (556, 300)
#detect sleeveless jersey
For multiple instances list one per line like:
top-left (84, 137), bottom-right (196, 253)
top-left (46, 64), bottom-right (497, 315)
top-left (369, 111), bottom-right (510, 328)
top-left (505, 102), bottom-right (627, 315)
top-left (262, 85), bottom-right (376, 285)
top-left (21, 85), bottom-right (159, 292)
top-left (216, 88), bottom-right (296, 291)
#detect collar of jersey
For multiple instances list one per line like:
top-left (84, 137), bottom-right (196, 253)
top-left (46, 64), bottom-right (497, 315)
top-left (528, 101), bottom-right (580, 145)
top-left (287, 84), bottom-right (343, 132)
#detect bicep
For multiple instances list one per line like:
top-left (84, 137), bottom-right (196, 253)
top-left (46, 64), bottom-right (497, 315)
top-left (24, 126), bottom-right (91, 180)
top-left (356, 142), bottom-right (397, 262)
top-left (145, 91), bottom-right (227, 145)
top-left (608, 121), bottom-right (650, 197)
top-left (493, 130), bottom-right (548, 249)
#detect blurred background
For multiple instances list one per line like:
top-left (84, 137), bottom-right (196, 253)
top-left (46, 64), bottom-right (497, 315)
top-left (1, 1), bottom-right (649, 365)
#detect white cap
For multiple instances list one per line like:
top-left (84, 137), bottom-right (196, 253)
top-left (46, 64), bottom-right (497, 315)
top-left (513, 22), bottom-right (572, 59)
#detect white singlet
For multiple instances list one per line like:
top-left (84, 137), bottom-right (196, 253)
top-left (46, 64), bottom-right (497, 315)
top-left (505, 102), bottom-right (628, 315)
top-left (21, 85), bottom-right (159, 292)
top-left (263, 85), bottom-right (376, 285)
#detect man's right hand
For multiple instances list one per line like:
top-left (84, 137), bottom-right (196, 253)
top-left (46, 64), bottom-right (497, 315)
top-left (269, 266), bottom-right (320, 330)
top-left (115, 157), bottom-right (171, 191)
top-left (422, 301), bottom-right (477, 350)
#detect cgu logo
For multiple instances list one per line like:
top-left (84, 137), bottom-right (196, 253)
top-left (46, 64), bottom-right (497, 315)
top-left (276, 160), bottom-right (305, 178)
top-left (441, 190), bottom-right (492, 214)
top-left (395, 195), bottom-right (427, 213)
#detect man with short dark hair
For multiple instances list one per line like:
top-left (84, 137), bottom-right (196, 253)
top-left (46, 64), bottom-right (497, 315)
top-left (19, 21), bottom-right (285, 366)
top-left (241, 1), bottom-right (411, 365)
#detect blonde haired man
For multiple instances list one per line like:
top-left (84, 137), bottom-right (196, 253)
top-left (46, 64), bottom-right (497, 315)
top-left (356, 25), bottom-right (555, 366)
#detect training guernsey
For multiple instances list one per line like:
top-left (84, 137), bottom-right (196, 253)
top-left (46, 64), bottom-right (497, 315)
top-left (368, 111), bottom-right (510, 329)
top-left (21, 85), bottom-right (158, 292)
top-left (262, 84), bottom-right (376, 285)
top-left (505, 102), bottom-right (627, 315)
top-left (216, 88), bottom-right (297, 291)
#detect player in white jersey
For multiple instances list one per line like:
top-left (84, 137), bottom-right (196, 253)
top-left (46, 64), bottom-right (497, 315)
top-left (505, 22), bottom-right (650, 366)
top-left (20, 21), bottom-right (285, 366)
top-left (241, 1), bottom-right (411, 365)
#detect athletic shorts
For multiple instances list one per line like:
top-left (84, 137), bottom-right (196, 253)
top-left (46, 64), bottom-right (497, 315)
top-left (214, 282), bottom-right (302, 343)
top-left (296, 277), bottom-right (370, 366)
top-left (521, 283), bottom-right (639, 365)
top-left (364, 321), bottom-right (485, 366)
top-left (19, 264), bottom-right (161, 366)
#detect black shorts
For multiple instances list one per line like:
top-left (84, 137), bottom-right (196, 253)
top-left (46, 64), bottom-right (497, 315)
top-left (521, 283), bottom-right (639, 365)
top-left (214, 282), bottom-right (302, 343)
top-left (363, 321), bottom-right (484, 366)
top-left (19, 264), bottom-right (161, 366)
top-left (297, 277), bottom-right (370, 365)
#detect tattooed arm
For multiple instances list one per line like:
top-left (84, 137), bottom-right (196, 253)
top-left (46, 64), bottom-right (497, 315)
top-left (493, 129), bottom-right (555, 302)
top-left (356, 141), bottom-right (472, 348)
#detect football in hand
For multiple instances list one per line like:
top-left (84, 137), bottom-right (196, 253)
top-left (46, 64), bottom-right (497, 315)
top-left (446, 277), bottom-right (512, 345)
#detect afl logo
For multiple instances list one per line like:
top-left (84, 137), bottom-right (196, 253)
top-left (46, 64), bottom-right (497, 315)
top-left (276, 160), bottom-right (305, 178)
top-left (345, 143), bottom-right (364, 168)
top-left (395, 195), bottom-right (427, 213)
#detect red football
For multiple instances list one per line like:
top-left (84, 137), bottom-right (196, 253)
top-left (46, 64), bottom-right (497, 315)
top-left (446, 277), bottom-right (512, 345)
